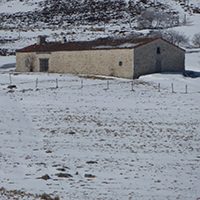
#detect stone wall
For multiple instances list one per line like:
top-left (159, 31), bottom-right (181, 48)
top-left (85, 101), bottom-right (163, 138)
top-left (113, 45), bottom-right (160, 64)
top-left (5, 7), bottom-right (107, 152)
top-left (16, 52), bottom-right (38, 72)
top-left (16, 49), bottom-right (134, 79)
top-left (16, 52), bottom-right (52, 72)
top-left (133, 38), bottom-right (185, 78)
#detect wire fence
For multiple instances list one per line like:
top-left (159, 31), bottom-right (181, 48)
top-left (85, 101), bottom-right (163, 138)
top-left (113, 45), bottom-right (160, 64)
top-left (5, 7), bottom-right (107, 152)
top-left (4, 72), bottom-right (199, 94)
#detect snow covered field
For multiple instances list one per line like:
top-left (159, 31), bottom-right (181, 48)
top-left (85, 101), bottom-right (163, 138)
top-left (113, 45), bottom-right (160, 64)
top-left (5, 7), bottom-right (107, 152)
top-left (0, 0), bottom-right (200, 198)
top-left (0, 51), bottom-right (200, 199)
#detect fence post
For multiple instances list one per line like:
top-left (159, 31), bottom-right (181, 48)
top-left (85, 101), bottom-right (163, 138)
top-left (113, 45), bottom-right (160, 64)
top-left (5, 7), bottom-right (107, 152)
top-left (107, 80), bottom-right (109, 90)
top-left (9, 73), bottom-right (12, 84)
top-left (56, 78), bottom-right (58, 88)
top-left (158, 83), bottom-right (160, 92)
top-left (81, 79), bottom-right (83, 88)
top-left (131, 81), bottom-right (134, 91)
top-left (185, 85), bottom-right (187, 94)
top-left (171, 83), bottom-right (174, 93)
top-left (36, 78), bottom-right (38, 88)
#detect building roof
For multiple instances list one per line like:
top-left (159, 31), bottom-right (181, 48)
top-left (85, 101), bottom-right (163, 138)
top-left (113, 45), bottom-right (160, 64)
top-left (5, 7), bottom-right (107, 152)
top-left (16, 37), bottom-right (185, 53)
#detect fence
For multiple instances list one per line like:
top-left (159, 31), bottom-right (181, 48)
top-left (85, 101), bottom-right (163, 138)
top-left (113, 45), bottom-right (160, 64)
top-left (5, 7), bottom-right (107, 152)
top-left (4, 72), bottom-right (198, 94)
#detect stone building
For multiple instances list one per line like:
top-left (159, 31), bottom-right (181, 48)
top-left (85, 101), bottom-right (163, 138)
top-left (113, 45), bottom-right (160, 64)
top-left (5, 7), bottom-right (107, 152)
top-left (16, 36), bottom-right (185, 79)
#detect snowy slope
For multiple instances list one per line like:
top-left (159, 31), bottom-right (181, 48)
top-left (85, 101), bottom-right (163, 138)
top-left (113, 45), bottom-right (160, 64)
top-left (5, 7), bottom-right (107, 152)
top-left (0, 0), bottom-right (200, 199)
top-left (0, 65), bottom-right (200, 199)
top-left (0, 0), bottom-right (199, 14)
top-left (0, 0), bottom-right (41, 13)
top-left (0, 48), bottom-right (200, 200)
top-left (172, 14), bottom-right (200, 39)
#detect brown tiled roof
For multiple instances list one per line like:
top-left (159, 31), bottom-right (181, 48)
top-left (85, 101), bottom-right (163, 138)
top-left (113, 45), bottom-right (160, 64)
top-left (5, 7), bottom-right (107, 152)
top-left (16, 37), bottom-right (185, 53)
top-left (16, 41), bottom-right (94, 52)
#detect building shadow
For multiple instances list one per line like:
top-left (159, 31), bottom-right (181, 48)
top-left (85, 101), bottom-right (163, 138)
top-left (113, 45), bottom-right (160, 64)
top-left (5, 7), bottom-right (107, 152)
top-left (0, 63), bottom-right (15, 69)
top-left (184, 70), bottom-right (200, 78)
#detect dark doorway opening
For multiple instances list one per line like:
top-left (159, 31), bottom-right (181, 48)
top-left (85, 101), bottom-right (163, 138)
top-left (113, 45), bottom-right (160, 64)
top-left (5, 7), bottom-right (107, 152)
top-left (156, 58), bottom-right (162, 73)
top-left (39, 58), bottom-right (49, 72)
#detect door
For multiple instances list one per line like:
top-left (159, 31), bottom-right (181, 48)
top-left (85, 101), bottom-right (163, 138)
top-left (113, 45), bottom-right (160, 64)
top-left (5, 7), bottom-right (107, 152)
top-left (39, 58), bottom-right (49, 72)
top-left (156, 58), bottom-right (162, 73)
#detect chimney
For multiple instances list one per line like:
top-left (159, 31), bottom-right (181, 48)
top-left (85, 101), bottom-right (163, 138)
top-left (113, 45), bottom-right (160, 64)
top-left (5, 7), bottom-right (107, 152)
top-left (62, 37), bottom-right (67, 44)
top-left (37, 35), bottom-right (46, 45)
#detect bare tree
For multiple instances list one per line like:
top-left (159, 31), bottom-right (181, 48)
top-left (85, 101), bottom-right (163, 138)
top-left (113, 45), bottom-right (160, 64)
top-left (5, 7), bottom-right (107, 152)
top-left (137, 9), bottom-right (156, 29)
top-left (192, 33), bottom-right (200, 47)
top-left (148, 30), bottom-right (189, 47)
top-left (25, 54), bottom-right (37, 72)
top-left (162, 30), bottom-right (189, 46)
top-left (137, 8), bottom-right (179, 29)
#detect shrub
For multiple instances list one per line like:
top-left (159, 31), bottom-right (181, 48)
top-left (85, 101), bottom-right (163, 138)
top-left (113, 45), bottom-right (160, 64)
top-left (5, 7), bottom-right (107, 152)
top-left (192, 33), bottom-right (200, 47)
top-left (149, 30), bottom-right (189, 46)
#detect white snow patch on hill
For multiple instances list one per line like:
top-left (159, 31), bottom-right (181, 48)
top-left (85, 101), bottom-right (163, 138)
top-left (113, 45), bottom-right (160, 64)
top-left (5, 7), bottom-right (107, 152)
top-left (172, 14), bottom-right (200, 38)
top-left (0, 0), bottom-right (41, 13)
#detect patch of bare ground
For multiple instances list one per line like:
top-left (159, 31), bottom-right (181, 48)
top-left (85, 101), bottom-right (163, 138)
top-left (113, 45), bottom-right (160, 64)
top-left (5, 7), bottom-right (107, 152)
top-left (78, 74), bottom-right (114, 80)
top-left (0, 187), bottom-right (59, 200)
top-left (1, 72), bottom-right (199, 199)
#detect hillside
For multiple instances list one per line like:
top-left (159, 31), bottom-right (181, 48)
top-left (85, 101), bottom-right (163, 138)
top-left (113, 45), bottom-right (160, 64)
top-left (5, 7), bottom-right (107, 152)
top-left (0, 0), bottom-right (200, 54)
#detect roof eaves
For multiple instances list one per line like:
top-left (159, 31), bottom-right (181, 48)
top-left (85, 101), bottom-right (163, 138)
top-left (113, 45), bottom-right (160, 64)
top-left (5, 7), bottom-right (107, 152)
top-left (160, 37), bottom-right (186, 52)
top-left (15, 37), bottom-right (185, 53)
top-left (133, 37), bottom-right (161, 49)
top-left (133, 37), bottom-right (185, 52)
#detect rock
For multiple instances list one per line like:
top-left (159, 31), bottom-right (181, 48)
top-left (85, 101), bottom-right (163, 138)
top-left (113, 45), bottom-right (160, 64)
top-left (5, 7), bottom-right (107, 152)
top-left (55, 173), bottom-right (73, 178)
top-left (84, 174), bottom-right (96, 178)
top-left (63, 165), bottom-right (70, 169)
top-left (36, 162), bottom-right (46, 166)
top-left (68, 131), bottom-right (76, 135)
top-left (86, 161), bottom-right (98, 164)
top-left (7, 85), bottom-right (17, 89)
top-left (56, 168), bottom-right (66, 172)
top-left (45, 150), bottom-right (52, 153)
top-left (7, 90), bottom-right (15, 93)
top-left (41, 193), bottom-right (51, 200)
top-left (37, 174), bottom-right (51, 180)
top-left (52, 164), bottom-right (61, 167)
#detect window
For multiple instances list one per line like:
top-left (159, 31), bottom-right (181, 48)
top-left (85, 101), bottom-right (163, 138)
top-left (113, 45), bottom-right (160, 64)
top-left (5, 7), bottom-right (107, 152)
top-left (39, 58), bottom-right (49, 72)
top-left (25, 59), bottom-right (29, 68)
top-left (119, 61), bottom-right (123, 66)
top-left (157, 47), bottom-right (161, 54)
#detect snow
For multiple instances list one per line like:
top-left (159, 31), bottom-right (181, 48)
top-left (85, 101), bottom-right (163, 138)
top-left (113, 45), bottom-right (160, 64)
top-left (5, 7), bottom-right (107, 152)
top-left (0, 0), bottom-right (200, 199)
top-left (94, 43), bottom-right (139, 49)
top-left (0, 50), bottom-right (200, 199)
top-left (185, 49), bottom-right (200, 71)
top-left (0, 0), bottom-right (41, 13)
top-left (172, 14), bottom-right (200, 39)
top-left (0, 56), bottom-right (16, 67)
